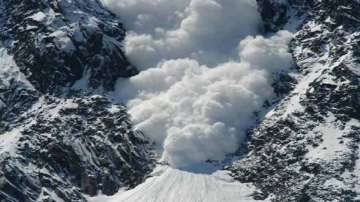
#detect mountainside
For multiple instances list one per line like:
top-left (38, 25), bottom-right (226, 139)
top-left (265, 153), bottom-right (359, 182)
top-left (0, 0), bottom-right (137, 93)
top-left (0, 0), bottom-right (153, 201)
top-left (229, 0), bottom-right (360, 201)
top-left (1, 0), bottom-right (360, 202)
top-left (0, 94), bottom-right (153, 201)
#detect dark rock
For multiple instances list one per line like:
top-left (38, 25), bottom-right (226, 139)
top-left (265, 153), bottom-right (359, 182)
top-left (0, 95), bottom-right (154, 202)
top-left (1, 0), bottom-right (138, 93)
top-left (230, 0), bottom-right (360, 201)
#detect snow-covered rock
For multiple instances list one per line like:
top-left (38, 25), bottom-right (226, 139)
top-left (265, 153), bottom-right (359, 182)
top-left (229, 0), bottom-right (360, 201)
top-left (0, 95), bottom-right (154, 201)
top-left (0, 0), bottom-right (138, 93)
top-left (0, 1), bottom-right (154, 201)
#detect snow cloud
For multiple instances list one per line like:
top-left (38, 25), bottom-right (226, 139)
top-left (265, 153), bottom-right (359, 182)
top-left (102, 0), bottom-right (261, 69)
top-left (102, 0), bottom-right (294, 167)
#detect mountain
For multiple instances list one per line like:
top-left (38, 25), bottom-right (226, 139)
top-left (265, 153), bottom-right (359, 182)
top-left (0, 0), bottom-right (153, 201)
top-left (229, 0), bottom-right (360, 201)
top-left (0, 0), bottom-right (137, 93)
top-left (1, 0), bottom-right (360, 201)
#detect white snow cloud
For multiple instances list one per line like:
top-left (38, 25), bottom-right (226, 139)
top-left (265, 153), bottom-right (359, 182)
top-left (110, 31), bottom-right (293, 167)
top-left (102, 0), bottom-right (261, 69)
top-left (102, 0), bottom-right (294, 167)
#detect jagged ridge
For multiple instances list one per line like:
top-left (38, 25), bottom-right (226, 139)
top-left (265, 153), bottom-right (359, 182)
top-left (0, 0), bottom-right (154, 201)
top-left (229, 0), bottom-right (360, 201)
top-left (0, 0), bottom-right (138, 93)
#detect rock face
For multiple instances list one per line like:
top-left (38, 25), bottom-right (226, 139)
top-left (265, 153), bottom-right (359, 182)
top-left (229, 0), bottom-right (360, 201)
top-left (0, 0), bottom-right (137, 93)
top-left (0, 0), bottom-right (153, 201)
top-left (0, 95), bottom-right (153, 202)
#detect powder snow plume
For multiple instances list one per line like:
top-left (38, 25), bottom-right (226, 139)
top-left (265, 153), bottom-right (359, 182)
top-left (102, 0), bottom-right (294, 167)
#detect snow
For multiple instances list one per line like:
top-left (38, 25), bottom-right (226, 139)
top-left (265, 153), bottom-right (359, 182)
top-left (49, 30), bottom-right (76, 53)
top-left (0, 46), bottom-right (34, 91)
top-left (266, 40), bottom-right (333, 119)
top-left (329, 118), bottom-right (360, 198)
top-left (28, 11), bottom-right (47, 22)
top-left (37, 188), bottom-right (65, 202)
top-left (353, 149), bottom-right (360, 199)
top-left (305, 114), bottom-right (348, 161)
top-left (283, 63), bottom-right (324, 116)
top-left (305, 115), bottom-right (360, 164)
top-left (89, 165), bottom-right (265, 202)
top-left (72, 69), bottom-right (91, 90)
top-left (100, 6), bottom-right (294, 202)
top-left (109, 31), bottom-right (294, 167)
top-left (283, 7), bottom-right (307, 32)
top-left (0, 128), bottom-right (22, 156)
top-left (46, 99), bottom-right (79, 118)
top-left (101, 0), bottom-right (261, 69)
top-left (100, 0), bottom-right (295, 168)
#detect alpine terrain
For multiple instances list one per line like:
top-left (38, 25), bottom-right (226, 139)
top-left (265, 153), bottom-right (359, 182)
top-left (0, 0), bottom-right (359, 202)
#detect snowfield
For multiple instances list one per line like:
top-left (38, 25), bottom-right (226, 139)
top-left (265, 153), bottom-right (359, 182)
top-left (89, 165), bottom-right (264, 202)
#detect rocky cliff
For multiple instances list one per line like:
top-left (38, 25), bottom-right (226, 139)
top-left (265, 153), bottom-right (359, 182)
top-left (229, 0), bottom-right (360, 201)
top-left (0, 0), bottom-right (153, 201)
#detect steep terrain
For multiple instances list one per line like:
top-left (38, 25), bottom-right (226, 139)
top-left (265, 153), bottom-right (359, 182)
top-left (2, 0), bottom-right (360, 201)
top-left (0, 93), bottom-right (153, 201)
top-left (229, 0), bottom-right (360, 201)
top-left (94, 166), bottom-right (260, 202)
top-left (0, 0), bottom-right (137, 93)
top-left (0, 0), bottom-right (153, 201)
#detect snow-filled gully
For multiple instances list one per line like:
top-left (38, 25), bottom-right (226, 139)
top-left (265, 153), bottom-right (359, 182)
top-left (96, 0), bottom-right (296, 201)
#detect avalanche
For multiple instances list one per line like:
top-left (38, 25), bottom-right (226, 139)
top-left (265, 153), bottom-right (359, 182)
top-left (89, 165), bottom-right (265, 202)
top-left (96, 0), bottom-right (294, 201)
top-left (103, 0), bottom-right (294, 167)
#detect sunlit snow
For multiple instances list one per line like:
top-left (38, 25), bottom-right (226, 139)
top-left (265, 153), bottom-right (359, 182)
top-left (98, 0), bottom-right (294, 201)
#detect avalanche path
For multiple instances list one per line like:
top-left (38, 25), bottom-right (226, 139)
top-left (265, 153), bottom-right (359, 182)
top-left (89, 165), bottom-right (263, 202)
top-left (95, 0), bottom-right (293, 201)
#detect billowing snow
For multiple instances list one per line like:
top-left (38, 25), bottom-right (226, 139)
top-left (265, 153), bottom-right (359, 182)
top-left (102, 0), bottom-right (294, 167)
top-left (101, 0), bottom-right (261, 69)
top-left (110, 31), bottom-right (294, 167)
top-left (98, 0), bottom-right (293, 201)
top-left (89, 165), bottom-right (265, 202)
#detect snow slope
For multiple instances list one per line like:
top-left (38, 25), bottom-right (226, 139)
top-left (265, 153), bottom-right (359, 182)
top-left (89, 165), bottom-right (263, 202)
top-left (0, 47), bottom-right (34, 90)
